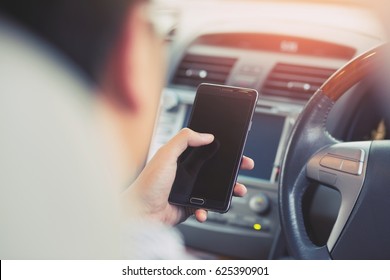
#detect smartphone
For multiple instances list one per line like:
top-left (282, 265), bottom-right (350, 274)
top-left (168, 83), bottom-right (258, 213)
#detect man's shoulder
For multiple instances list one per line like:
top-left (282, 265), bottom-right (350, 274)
top-left (0, 15), bottom-right (93, 98)
top-left (0, 16), bottom-right (120, 259)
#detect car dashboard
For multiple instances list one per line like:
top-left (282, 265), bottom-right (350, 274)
top-left (148, 0), bottom-right (386, 259)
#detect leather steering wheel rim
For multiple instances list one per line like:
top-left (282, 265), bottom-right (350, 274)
top-left (278, 44), bottom-right (387, 259)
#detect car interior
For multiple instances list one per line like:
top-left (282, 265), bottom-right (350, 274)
top-left (148, 0), bottom-right (390, 259)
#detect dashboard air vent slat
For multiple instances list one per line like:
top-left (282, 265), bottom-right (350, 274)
top-left (262, 63), bottom-right (337, 100)
top-left (173, 54), bottom-right (237, 88)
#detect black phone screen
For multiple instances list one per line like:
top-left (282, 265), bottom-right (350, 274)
top-left (169, 83), bottom-right (257, 212)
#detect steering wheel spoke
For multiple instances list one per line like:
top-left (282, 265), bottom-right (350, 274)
top-left (306, 141), bottom-right (371, 251)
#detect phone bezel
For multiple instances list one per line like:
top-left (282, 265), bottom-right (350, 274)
top-left (168, 83), bottom-right (258, 213)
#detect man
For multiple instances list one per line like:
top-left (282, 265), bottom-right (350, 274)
top-left (0, 0), bottom-right (253, 258)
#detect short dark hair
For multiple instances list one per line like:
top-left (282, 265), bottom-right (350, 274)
top-left (0, 0), bottom-right (143, 83)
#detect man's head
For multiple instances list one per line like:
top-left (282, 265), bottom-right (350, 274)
top-left (0, 0), bottom-right (166, 181)
top-left (0, 0), bottom-right (142, 82)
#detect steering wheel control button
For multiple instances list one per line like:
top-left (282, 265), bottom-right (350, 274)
top-left (329, 148), bottom-right (365, 162)
top-left (319, 170), bottom-right (337, 185)
top-left (320, 151), bottom-right (364, 176)
top-left (340, 160), bottom-right (363, 175)
top-left (190, 197), bottom-right (205, 205)
top-left (320, 155), bottom-right (343, 170)
top-left (249, 193), bottom-right (270, 215)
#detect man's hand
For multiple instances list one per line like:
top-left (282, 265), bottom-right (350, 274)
top-left (123, 128), bottom-right (254, 226)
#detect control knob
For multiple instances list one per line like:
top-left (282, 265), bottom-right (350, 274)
top-left (249, 192), bottom-right (270, 215)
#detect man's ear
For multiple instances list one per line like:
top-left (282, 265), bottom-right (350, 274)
top-left (100, 3), bottom-right (164, 169)
top-left (106, 3), bottom-right (151, 113)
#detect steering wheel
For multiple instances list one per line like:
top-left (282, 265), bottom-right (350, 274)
top-left (279, 44), bottom-right (390, 259)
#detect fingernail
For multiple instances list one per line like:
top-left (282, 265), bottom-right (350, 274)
top-left (200, 133), bottom-right (214, 141)
top-left (200, 211), bottom-right (207, 222)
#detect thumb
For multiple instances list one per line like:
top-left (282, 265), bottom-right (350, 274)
top-left (162, 128), bottom-right (214, 159)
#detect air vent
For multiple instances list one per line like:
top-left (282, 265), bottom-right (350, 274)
top-left (262, 63), bottom-right (337, 100)
top-left (172, 54), bottom-right (237, 87)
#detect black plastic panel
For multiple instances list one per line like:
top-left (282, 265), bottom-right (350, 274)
top-left (176, 185), bottom-right (279, 259)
